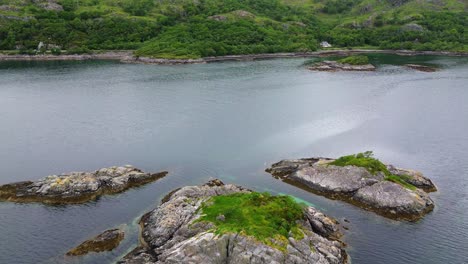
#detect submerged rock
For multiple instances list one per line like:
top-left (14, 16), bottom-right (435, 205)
top-left (404, 64), bottom-right (438, 72)
top-left (119, 180), bottom-right (348, 264)
top-left (266, 158), bottom-right (436, 221)
top-left (309, 61), bottom-right (376, 71)
top-left (0, 166), bottom-right (168, 204)
top-left (66, 229), bottom-right (124, 256)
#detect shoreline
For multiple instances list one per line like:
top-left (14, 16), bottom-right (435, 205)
top-left (0, 49), bottom-right (467, 64)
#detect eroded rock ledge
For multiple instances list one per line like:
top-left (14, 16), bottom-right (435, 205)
top-left (266, 158), bottom-right (436, 221)
top-left (119, 180), bottom-right (348, 264)
top-left (0, 166), bottom-right (168, 204)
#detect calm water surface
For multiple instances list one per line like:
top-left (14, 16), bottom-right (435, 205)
top-left (0, 55), bottom-right (467, 264)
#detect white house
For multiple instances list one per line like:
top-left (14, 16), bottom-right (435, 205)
top-left (320, 41), bottom-right (332, 48)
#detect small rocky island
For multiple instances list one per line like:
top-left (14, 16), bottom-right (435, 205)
top-left (0, 166), bottom-right (168, 204)
top-left (67, 229), bottom-right (125, 256)
top-left (266, 152), bottom-right (437, 221)
top-left (308, 55), bottom-right (376, 72)
top-left (119, 179), bottom-right (348, 264)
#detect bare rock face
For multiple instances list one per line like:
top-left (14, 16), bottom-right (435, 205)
top-left (119, 180), bottom-right (348, 264)
top-left (353, 181), bottom-right (434, 219)
top-left (266, 158), bottom-right (437, 221)
top-left (66, 229), bottom-right (124, 256)
top-left (308, 61), bottom-right (376, 72)
top-left (0, 166), bottom-right (168, 204)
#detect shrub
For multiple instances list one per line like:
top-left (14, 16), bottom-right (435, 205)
top-left (338, 55), bottom-right (370, 65)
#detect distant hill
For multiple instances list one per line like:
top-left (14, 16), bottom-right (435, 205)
top-left (0, 0), bottom-right (466, 58)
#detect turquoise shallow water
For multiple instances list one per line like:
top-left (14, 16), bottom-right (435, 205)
top-left (0, 54), bottom-right (467, 264)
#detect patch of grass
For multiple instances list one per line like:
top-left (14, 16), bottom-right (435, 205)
top-left (338, 55), bottom-right (370, 65)
top-left (330, 151), bottom-right (416, 190)
top-left (386, 174), bottom-right (416, 190)
top-left (330, 151), bottom-right (387, 174)
top-left (198, 192), bottom-right (306, 250)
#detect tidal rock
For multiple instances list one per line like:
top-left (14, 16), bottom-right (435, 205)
top-left (404, 64), bottom-right (438, 72)
top-left (66, 229), bottom-right (124, 256)
top-left (309, 61), bottom-right (376, 72)
top-left (266, 158), bottom-right (436, 221)
top-left (119, 180), bottom-right (348, 264)
top-left (0, 166), bottom-right (168, 204)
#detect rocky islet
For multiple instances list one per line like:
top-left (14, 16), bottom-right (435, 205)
top-left (266, 155), bottom-right (436, 221)
top-left (0, 165), bottom-right (168, 204)
top-left (119, 179), bottom-right (348, 264)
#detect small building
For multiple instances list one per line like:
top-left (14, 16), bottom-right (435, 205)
top-left (320, 41), bottom-right (332, 48)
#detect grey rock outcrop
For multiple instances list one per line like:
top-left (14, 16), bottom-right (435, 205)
top-left (308, 61), bottom-right (376, 71)
top-left (266, 158), bottom-right (436, 221)
top-left (119, 180), bottom-right (348, 264)
top-left (0, 166), bottom-right (168, 204)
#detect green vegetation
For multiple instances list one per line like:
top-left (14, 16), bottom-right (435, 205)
top-left (338, 55), bottom-right (369, 65)
top-left (330, 151), bottom-right (416, 190)
top-left (198, 192), bottom-right (306, 250)
top-left (0, 0), bottom-right (466, 58)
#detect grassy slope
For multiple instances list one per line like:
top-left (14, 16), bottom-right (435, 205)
top-left (0, 0), bottom-right (466, 57)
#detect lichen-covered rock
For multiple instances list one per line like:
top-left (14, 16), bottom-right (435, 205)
top-left (119, 180), bottom-right (348, 264)
top-left (0, 166), bottom-right (168, 204)
top-left (66, 229), bottom-right (124, 256)
top-left (266, 158), bottom-right (436, 221)
top-left (308, 61), bottom-right (376, 71)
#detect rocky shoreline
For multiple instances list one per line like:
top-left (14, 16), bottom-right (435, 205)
top-left (0, 49), bottom-right (466, 65)
top-left (0, 165), bottom-right (168, 204)
top-left (119, 179), bottom-right (348, 264)
top-left (266, 158), bottom-right (436, 221)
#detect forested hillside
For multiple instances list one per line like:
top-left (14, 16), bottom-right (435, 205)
top-left (0, 0), bottom-right (466, 58)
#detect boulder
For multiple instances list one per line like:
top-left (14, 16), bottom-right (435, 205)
top-left (0, 166), bottom-right (168, 204)
top-left (119, 180), bottom-right (348, 264)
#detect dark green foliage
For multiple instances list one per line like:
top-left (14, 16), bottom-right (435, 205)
top-left (198, 192), bottom-right (305, 247)
top-left (120, 0), bottom-right (154, 16)
top-left (50, 48), bottom-right (62, 55)
top-left (0, 0), bottom-right (466, 57)
top-left (322, 0), bottom-right (362, 14)
top-left (338, 55), bottom-right (369, 65)
top-left (330, 151), bottom-right (417, 190)
top-left (135, 18), bottom-right (318, 59)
